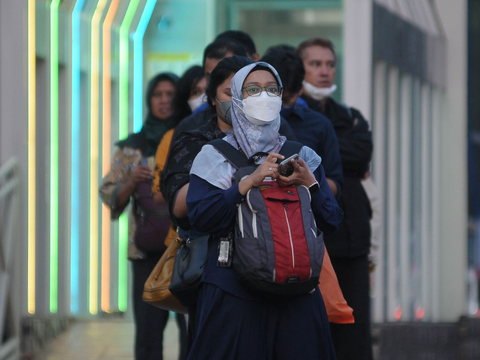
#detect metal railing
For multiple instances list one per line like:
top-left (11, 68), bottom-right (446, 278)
top-left (0, 158), bottom-right (19, 360)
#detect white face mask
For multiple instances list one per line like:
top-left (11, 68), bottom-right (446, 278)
top-left (302, 81), bottom-right (337, 101)
top-left (187, 93), bottom-right (205, 112)
top-left (242, 92), bottom-right (282, 126)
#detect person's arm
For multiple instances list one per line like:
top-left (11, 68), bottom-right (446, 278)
top-left (172, 184), bottom-right (189, 218)
top-left (321, 119), bottom-right (343, 198)
top-left (309, 164), bottom-right (343, 234)
top-left (99, 148), bottom-right (147, 219)
top-left (187, 152), bottom-right (284, 235)
top-left (337, 111), bottom-right (373, 177)
top-left (276, 158), bottom-right (343, 234)
top-left (187, 175), bottom-right (243, 236)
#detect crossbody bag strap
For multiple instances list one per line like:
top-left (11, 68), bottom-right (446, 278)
top-left (209, 139), bottom-right (253, 169)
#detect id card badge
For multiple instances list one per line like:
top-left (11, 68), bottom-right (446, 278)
top-left (217, 233), bottom-right (233, 267)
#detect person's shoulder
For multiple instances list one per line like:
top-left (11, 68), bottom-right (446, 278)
top-left (328, 98), bottom-right (370, 129)
top-left (301, 105), bottom-right (331, 124)
top-left (328, 98), bottom-right (352, 117)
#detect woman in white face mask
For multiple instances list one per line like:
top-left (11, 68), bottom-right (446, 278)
top-left (185, 62), bottom-right (342, 360)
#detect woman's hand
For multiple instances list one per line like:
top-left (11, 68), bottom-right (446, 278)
top-left (238, 152), bottom-right (284, 195)
top-left (131, 165), bottom-right (153, 183)
top-left (277, 157), bottom-right (316, 188)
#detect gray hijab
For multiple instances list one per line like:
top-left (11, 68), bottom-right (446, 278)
top-left (225, 62), bottom-right (285, 159)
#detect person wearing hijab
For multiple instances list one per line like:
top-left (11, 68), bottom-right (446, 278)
top-left (158, 56), bottom-right (253, 354)
top-left (99, 72), bottom-right (187, 360)
top-left (185, 62), bottom-right (343, 360)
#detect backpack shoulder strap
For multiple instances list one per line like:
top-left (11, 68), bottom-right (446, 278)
top-left (210, 138), bottom-right (302, 167)
top-left (209, 139), bottom-right (252, 169)
top-left (278, 141), bottom-right (303, 161)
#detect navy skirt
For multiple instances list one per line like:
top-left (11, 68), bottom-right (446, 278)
top-left (187, 283), bottom-right (336, 360)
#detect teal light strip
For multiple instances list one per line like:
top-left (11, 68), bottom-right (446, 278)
top-left (70, 0), bottom-right (85, 316)
top-left (118, 0), bottom-right (140, 312)
top-left (49, 0), bottom-right (61, 314)
top-left (133, 0), bottom-right (157, 132)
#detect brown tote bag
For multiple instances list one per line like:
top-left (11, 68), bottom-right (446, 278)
top-left (143, 235), bottom-right (188, 314)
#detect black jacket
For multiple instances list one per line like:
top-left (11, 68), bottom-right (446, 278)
top-left (302, 95), bottom-right (373, 258)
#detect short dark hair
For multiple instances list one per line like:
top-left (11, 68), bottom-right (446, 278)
top-left (205, 56), bottom-right (253, 106)
top-left (261, 46), bottom-right (305, 95)
top-left (203, 38), bottom-right (248, 67)
top-left (172, 65), bottom-right (204, 123)
top-left (216, 30), bottom-right (257, 58)
top-left (296, 37), bottom-right (336, 61)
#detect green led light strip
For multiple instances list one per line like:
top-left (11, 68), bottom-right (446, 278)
top-left (49, 0), bottom-right (60, 314)
top-left (118, 0), bottom-right (140, 312)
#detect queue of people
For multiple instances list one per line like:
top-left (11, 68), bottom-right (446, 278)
top-left (99, 30), bottom-right (373, 360)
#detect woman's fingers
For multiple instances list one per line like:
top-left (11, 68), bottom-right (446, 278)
top-left (266, 152), bottom-right (284, 163)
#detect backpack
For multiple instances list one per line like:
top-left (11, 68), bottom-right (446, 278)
top-left (210, 139), bottom-right (325, 297)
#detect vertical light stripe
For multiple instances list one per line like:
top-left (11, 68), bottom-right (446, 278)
top-left (50, 0), bottom-right (61, 314)
top-left (133, 0), bottom-right (157, 132)
top-left (71, 0), bottom-right (85, 315)
top-left (89, 0), bottom-right (109, 315)
top-left (118, 0), bottom-right (140, 312)
top-left (101, 0), bottom-right (121, 312)
top-left (28, 0), bottom-right (36, 315)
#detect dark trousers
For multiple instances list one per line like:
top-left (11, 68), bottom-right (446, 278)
top-left (132, 257), bottom-right (188, 360)
top-left (329, 255), bottom-right (373, 360)
top-left (187, 283), bottom-right (336, 360)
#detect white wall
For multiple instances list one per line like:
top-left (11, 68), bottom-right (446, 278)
top-left (344, 0), bottom-right (469, 322)
top-left (343, 0), bottom-right (373, 120)
top-left (0, 8), bottom-right (28, 357)
top-left (435, 0), bottom-right (468, 321)
top-left (0, 0), bottom-right (28, 317)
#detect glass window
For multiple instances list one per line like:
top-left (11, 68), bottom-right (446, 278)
top-left (232, 4), bottom-right (344, 101)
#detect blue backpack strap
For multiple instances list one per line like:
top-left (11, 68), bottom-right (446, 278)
top-left (209, 139), bottom-right (252, 169)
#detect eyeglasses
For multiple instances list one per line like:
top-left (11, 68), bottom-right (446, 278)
top-left (242, 85), bottom-right (282, 97)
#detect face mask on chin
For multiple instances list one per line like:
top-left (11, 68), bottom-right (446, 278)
top-left (216, 98), bottom-right (232, 125)
top-left (302, 81), bottom-right (337, 101)
top-left (242, 92), bottom-right (282, 126)
top-left (187, 94), bottom-right (205, 112)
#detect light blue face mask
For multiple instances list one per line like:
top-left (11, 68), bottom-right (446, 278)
top-left (216, 98), bottom-right (232, 125)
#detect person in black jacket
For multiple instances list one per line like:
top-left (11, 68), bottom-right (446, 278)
top-left (297, 37), bottom-right (374, 360)
top-left (260, 45), bottom-right (343, 198)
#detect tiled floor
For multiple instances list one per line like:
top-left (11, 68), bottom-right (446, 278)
top-left (36, 318), bottom-right (181, 360)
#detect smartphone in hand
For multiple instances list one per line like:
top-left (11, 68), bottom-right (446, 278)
top-left (278, 154), bottom-right (299, 177)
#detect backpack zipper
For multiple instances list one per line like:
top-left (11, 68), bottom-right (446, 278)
top-left (283, 202), bottom-right (295, 268)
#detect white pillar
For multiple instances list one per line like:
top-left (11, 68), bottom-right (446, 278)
top-left (0, 0), bottom-right (28, 317)
top-left (435, 0), bottom-right (468, 321)
top-left (343, 0), bottom-right (373, 120)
